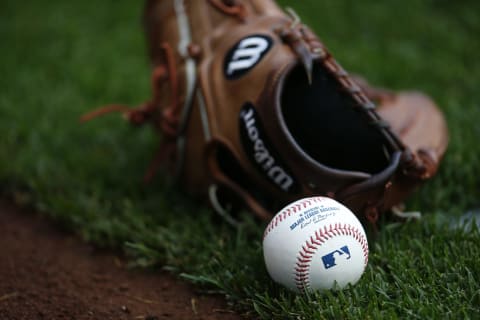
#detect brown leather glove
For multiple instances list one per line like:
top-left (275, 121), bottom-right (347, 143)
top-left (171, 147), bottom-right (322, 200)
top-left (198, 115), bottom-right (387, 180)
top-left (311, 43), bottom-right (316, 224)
top-left (83, 0), bottom-right (448, 225)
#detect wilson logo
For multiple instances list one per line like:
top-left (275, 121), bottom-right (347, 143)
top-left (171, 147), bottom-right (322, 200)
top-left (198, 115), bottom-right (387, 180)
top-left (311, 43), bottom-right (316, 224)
top-left (224, 35), bottom-right (273, 79)
top-left (239, 103), bottom-right (297, 192)
top-left (321, 246), bottom-right (351, 269)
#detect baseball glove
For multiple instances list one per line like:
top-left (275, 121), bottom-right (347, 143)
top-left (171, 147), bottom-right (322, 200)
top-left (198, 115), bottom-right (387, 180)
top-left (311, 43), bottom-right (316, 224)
top-left (82, 0), bottom-right (448, 226)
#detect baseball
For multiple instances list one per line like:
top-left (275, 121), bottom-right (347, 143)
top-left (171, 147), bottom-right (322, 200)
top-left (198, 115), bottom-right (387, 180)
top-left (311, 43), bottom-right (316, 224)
top-left (263, 196), bottom-right (369, 292)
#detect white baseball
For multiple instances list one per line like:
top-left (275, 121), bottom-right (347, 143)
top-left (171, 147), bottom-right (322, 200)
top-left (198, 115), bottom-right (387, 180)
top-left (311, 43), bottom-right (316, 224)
top-left (263, 196), bottom-right (369, 292)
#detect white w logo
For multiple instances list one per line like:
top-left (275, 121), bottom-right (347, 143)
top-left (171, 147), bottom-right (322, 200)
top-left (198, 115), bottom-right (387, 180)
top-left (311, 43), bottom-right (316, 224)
top-left (227, 36), bottom-right (271, 76)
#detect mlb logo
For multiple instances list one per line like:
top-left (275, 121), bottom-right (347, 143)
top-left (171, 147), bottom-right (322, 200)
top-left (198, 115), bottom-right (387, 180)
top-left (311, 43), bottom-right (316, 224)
top-left (321, 246), bottom-right (351, 269)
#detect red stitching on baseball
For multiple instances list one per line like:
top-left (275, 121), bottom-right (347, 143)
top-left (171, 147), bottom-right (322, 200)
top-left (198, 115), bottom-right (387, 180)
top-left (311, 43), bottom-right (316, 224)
top-left (294, 223), bottom-right (368, 292)
top-left (295, 267), bottom-right (309, 272)
top-left (310, 236), bottom-right (321, 246)
top-left (296, 263), bottom-right (309, 268)
top-left (263, 197), bottom-right (327, 239)
top-left (298, 251), bottom-right (310, 259)
top-left (302, 245), bottom-right (315, 255)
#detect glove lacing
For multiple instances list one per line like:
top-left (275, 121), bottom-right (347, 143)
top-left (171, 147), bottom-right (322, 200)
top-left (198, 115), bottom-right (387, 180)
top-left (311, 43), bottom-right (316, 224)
top-left (80, 42), bottom-right (181, 182)
top-left (208, 0), bottom-right (247, 21)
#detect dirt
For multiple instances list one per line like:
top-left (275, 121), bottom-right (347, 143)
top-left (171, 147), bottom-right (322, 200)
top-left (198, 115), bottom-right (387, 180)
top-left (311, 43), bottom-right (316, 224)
top-left (0, 201), bottom-right (243, 320)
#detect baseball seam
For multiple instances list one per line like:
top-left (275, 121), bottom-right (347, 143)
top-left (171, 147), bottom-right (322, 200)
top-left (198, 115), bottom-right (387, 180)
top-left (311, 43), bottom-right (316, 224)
top-left (294, 223), bottom-right (369, 292)
top-left (263, 196), bottom-right (327, 240)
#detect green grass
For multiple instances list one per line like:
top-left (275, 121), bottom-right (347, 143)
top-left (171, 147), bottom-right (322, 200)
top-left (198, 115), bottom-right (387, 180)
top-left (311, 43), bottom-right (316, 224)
top-left (1, 0), bottom-right (479, 318)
